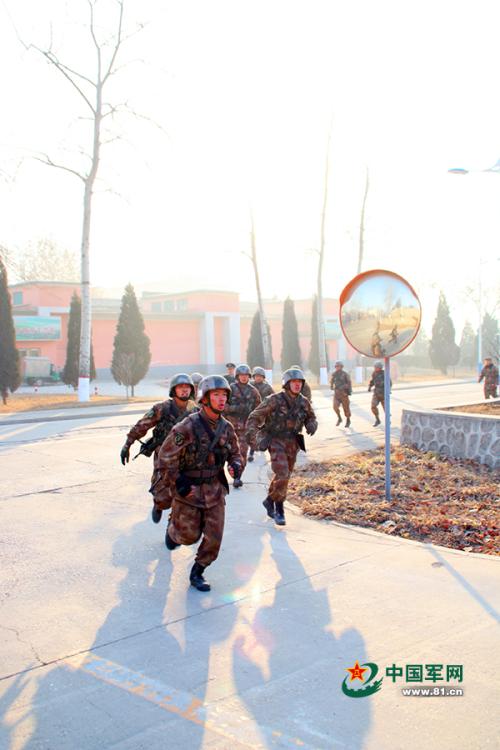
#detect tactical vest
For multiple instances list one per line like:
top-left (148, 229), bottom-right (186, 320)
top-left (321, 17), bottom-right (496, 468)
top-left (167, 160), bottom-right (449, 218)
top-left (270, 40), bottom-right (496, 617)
top-left (152, 400), bottom-right (195, 446)
top-left (251, 380), bottom-right (273, 398)
top-left (229, 382), bottom-right (258, 418)
top-left (371, 371), bottom-right (385, 392)
top-left (331, 371), bottom-right (350, 391)
top-left (180, 414), bottom-right (232, 477)
top-left (268, 392), bottom-right (309, 437)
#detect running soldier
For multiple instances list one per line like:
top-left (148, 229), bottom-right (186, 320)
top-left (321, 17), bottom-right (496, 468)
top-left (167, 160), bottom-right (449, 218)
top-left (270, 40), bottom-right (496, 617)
top-left (158, 376), bottom-right (243, 592)
top-left (478, 357), bottom-right (499, 399)
top-left (120, 373), bottom-right (197, 523)
top-left (246, 367), bottom-right (317, 526)
top-left (248, 366), bottom-right (274, 462)
top-left (330, 361), bottom-right (352, 428)
top-left (368, 361), bottom-right (391, 427)
top-left (224, 364), bottom-right (261, 486)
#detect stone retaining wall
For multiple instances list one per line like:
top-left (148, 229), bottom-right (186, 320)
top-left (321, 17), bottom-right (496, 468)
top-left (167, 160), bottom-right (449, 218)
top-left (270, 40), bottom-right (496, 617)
top-left (400, 407), bottom-right (500, 469)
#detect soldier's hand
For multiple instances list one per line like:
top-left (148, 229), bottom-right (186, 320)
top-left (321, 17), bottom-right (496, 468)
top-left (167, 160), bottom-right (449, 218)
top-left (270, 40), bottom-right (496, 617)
top-left (120, 445), bottom-right (130, 465)
top-left (305, 423), bottom-right (317, 436)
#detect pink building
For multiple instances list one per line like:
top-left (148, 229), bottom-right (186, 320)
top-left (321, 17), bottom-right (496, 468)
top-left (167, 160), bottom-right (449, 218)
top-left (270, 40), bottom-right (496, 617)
top-left (9, 281), bottom-right (350, 375)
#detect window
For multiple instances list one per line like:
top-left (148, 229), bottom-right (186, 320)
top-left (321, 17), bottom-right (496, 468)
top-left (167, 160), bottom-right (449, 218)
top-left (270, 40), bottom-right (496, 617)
top-left (13, 291), bottom-right (23, 306)
top-left (152, 302), bottom-right (161, 313)
top-left (163, 300), bottom-right (174, 312)
top-left (176, 298), bottom-right (188, 311)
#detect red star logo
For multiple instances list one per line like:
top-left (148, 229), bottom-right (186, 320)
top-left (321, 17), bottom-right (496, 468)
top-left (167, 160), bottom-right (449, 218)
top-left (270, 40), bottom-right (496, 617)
top-left (346, 661), bottom-right (368, 682)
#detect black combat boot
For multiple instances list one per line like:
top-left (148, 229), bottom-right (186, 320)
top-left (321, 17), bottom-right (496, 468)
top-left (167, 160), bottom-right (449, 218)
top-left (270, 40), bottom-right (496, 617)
top-left (190, 562), bottom-right (211, 592)
top-left (248, 449), bottom-right (255, 462)
top-left (262, 496), bottom-right (275, 518)
top-left (165, 528), bottom-right (180, 550)
top-left (345, 418), bottom-right (351, 428)
top-left (152, 505), bottom-right (163, 524)
top-left (373, 417), bottom-right (381, 427)
top-left (274, 502), bottom-right (286, 526)
top-left (336, 416), bottom-right (342, 426)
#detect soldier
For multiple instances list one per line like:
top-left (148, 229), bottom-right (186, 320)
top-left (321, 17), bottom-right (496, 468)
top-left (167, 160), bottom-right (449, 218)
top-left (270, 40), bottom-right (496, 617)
top-left (290, 364), bottom-right (312, 401)
top-left (224, 364), bottom-right (261, 486)
top-left (246, 367), bottom-right (318, 527)
top-left (330, 361), bottom-right (352, 428)
top-left (191, 372), bottom-right (204, 400)
top-left (158, 376), bottom-right (243, 592)
top-left (368, 361), bottom-right (391, 427)
top-left (478, 357), bottom-right (499, 399)
top-left (224, 362), bottom-right (236, 384)
top-left (120, 373), bottom-right (197, 524)
top-left (248, 367), bottom-right (274, 462)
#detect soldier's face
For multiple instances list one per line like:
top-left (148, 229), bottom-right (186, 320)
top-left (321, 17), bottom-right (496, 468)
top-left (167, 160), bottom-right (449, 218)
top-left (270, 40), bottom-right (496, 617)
top-left (253, 374), bottom-right (264, 383)
top-left (174, 384), bottom-right (191, 400)
top-left (227, 367), bottom-right (235, 376)
top-left (289, 379), bottom-right (303, 395)
top-left (238, 374), bottom-right (250, 384)
top-left (208, 389), bottom-right (228, 412)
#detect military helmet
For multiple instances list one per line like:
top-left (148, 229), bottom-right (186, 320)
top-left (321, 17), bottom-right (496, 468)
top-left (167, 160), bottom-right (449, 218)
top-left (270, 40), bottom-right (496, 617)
top-left (282, 367), bottom-right (305, 386)
top-left (235, 363), bottom-right (251, 378)
top-left (169, 373), bottom-right (195, 398)
top-left (191, 372), bottom-right (204, 384)
top-left (198, 375), bottom-right (231, 402)
top-left (252, 366), bottom-right (266, 378)
top-left (334, 360), bottom-right (343, 367)
top-left (374, 361), bottom-right (383, 369)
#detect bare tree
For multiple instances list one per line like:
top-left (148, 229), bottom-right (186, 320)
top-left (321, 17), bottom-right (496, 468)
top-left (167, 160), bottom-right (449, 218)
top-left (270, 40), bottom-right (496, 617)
top-left (241, 214), bottom-right (272, 379)
top-left (357, 167), bottom-right (370, 275)
top-left (23, 0), bottom-right (144, 401)
top-left (16, 238), bottom-right (79, 281)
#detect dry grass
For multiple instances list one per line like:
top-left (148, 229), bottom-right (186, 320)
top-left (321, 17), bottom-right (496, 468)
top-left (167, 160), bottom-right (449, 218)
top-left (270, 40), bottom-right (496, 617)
top-left (0, 394), bottom-right (156, 413)
top-left (288, 445), bottom-right (499, 555)
top-left (443, 402), bottom-right (500, 416)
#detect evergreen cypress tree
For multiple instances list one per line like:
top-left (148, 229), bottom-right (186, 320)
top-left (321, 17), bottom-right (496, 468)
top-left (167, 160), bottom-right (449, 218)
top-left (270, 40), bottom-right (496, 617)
top-left (481, 311), bottom-right (499, 359)
top-left (429, 292), bottom-right (460, 374)
top-left (111, 284), bottom-right (151, 396)
top-left (281, 297), bottom-right (302, 370)
top-left (308, 296), bottom-right (320, 377)
top-left (0, 259), bottom-right (21, 404)
top-left (246, 310), bottom-right (273, 370)
top-left (61, 292), bottom-right (96, 388)
top-left (458, 321), bottom-right (476, 370)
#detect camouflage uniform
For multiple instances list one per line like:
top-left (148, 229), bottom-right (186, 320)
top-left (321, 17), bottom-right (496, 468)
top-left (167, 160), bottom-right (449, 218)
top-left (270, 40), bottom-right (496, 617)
top-left (124, 399), bottom-right (197, 510)
top-left (368, 369), bottom-right (391, 419)
top-left (246, 391), bottom-right (317, 505)
top-left (250, 378), bottom-right (274, 399)
top-left (158, 411), bottom-right (242, 567)
top-left (224, 381), bottom-right (261, 470)
top-left (479, 362), bottom-right (499, 399)
top-left (330, 370), bottom-right (352, 419)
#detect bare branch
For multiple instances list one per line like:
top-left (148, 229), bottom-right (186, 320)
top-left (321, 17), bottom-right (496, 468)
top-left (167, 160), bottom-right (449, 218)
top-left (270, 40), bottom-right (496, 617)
top-left (34, 154), bottom-right (86, 182)
top-left (30, 44), bottom-right (96, 114)
top-left (47, 56), bottom-right (96, 89)
top-left (102, 0), bottom-right (124, 83)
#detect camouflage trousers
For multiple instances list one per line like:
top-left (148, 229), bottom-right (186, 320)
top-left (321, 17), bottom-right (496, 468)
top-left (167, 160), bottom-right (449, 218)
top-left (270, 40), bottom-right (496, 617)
top-left (484, 383), bottom-right (498, 399)
top-left (371, 393), bottom-right (385, 418)
top-left (267, 438), bottom-right (298, 503)
top-left (168, 497), bottom-right (225, 567)
top-left (149, 469), bottom-right (173, 511)
top-left (333, 391), bottom-right (351, 418)
top-left (232, 423), bottom-right (250, 473)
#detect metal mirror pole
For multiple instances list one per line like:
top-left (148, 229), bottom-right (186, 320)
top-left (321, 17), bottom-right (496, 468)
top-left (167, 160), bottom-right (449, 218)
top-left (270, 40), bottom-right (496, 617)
top-left (384, 356), bottom-right (391, 501)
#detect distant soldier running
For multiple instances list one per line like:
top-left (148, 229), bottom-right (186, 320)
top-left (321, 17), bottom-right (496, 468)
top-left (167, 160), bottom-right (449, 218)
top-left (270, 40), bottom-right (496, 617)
top-left (478, 357), bottom-right (499, 399)
top-left (224, 364), bottom-right (261, 486)
top-left (330, 361), bottom-right (352, 428)
top-left (368, 361), bottom-right (391, 427)
top-left (158, 376), bottom-right (243, 592)
top-left (246, 367), bottom-right (317, 527)
top-left (120, 373), bottom-right (197, 523)
top-left (248, 366), bottom-right (274, 462)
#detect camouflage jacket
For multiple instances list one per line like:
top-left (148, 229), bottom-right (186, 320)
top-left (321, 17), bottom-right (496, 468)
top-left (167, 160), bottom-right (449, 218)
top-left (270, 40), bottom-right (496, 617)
top-left (368, 370), bottom-right (391, 396)
top-left (158, 410), bottom-right (242, 508)
top-left (250, 379), bottom-right (274, 399)
top-left (246, 390), bottom-right (317, 442)
top-left (224, 381), bottom-right (261, 426)
top-left (330, 370), bottom-right (352, 394)
top-left (125, 399), bottom-right (198, 465)
top-left (479, 364), bottom-right (499, 386)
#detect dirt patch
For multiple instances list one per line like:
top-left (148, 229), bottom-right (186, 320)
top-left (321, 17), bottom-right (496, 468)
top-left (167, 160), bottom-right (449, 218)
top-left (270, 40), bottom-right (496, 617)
top-left (0, 394), bottom-right (157, 413)
top-left (443, 402), bottom-right (500, 416)
top-left (288, 445), bottom-right (499, 555)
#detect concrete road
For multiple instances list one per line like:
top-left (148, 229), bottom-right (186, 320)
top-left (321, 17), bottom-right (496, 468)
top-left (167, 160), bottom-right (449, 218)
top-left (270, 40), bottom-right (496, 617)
top-left (0, 382), bottom-right (498, 749)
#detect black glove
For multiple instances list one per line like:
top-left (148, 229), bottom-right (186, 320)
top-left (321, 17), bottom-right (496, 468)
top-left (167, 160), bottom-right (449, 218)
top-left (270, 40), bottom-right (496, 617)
top-left (230, 462), bottom-right (242, 480)
top-left (305, 423), bottom-right (317, 436)
top-left (120, 445), bottom-right (130, 465)
top-left (368, 387), bottom-right (372, 392)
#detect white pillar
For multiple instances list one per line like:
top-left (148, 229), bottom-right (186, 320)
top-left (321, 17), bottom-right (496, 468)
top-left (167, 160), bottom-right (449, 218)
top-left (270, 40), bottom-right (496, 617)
top-left (201, 313), bottom-right (215, 366)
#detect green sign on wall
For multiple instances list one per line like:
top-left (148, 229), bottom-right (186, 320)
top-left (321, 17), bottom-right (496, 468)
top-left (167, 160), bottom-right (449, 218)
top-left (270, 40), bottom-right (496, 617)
top-left (14, 316), bottom-right (61, 341)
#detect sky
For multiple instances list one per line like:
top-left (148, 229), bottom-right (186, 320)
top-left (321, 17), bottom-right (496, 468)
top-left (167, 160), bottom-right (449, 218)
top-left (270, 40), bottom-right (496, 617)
top-left (1, 0), bottom-right (500, 337)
